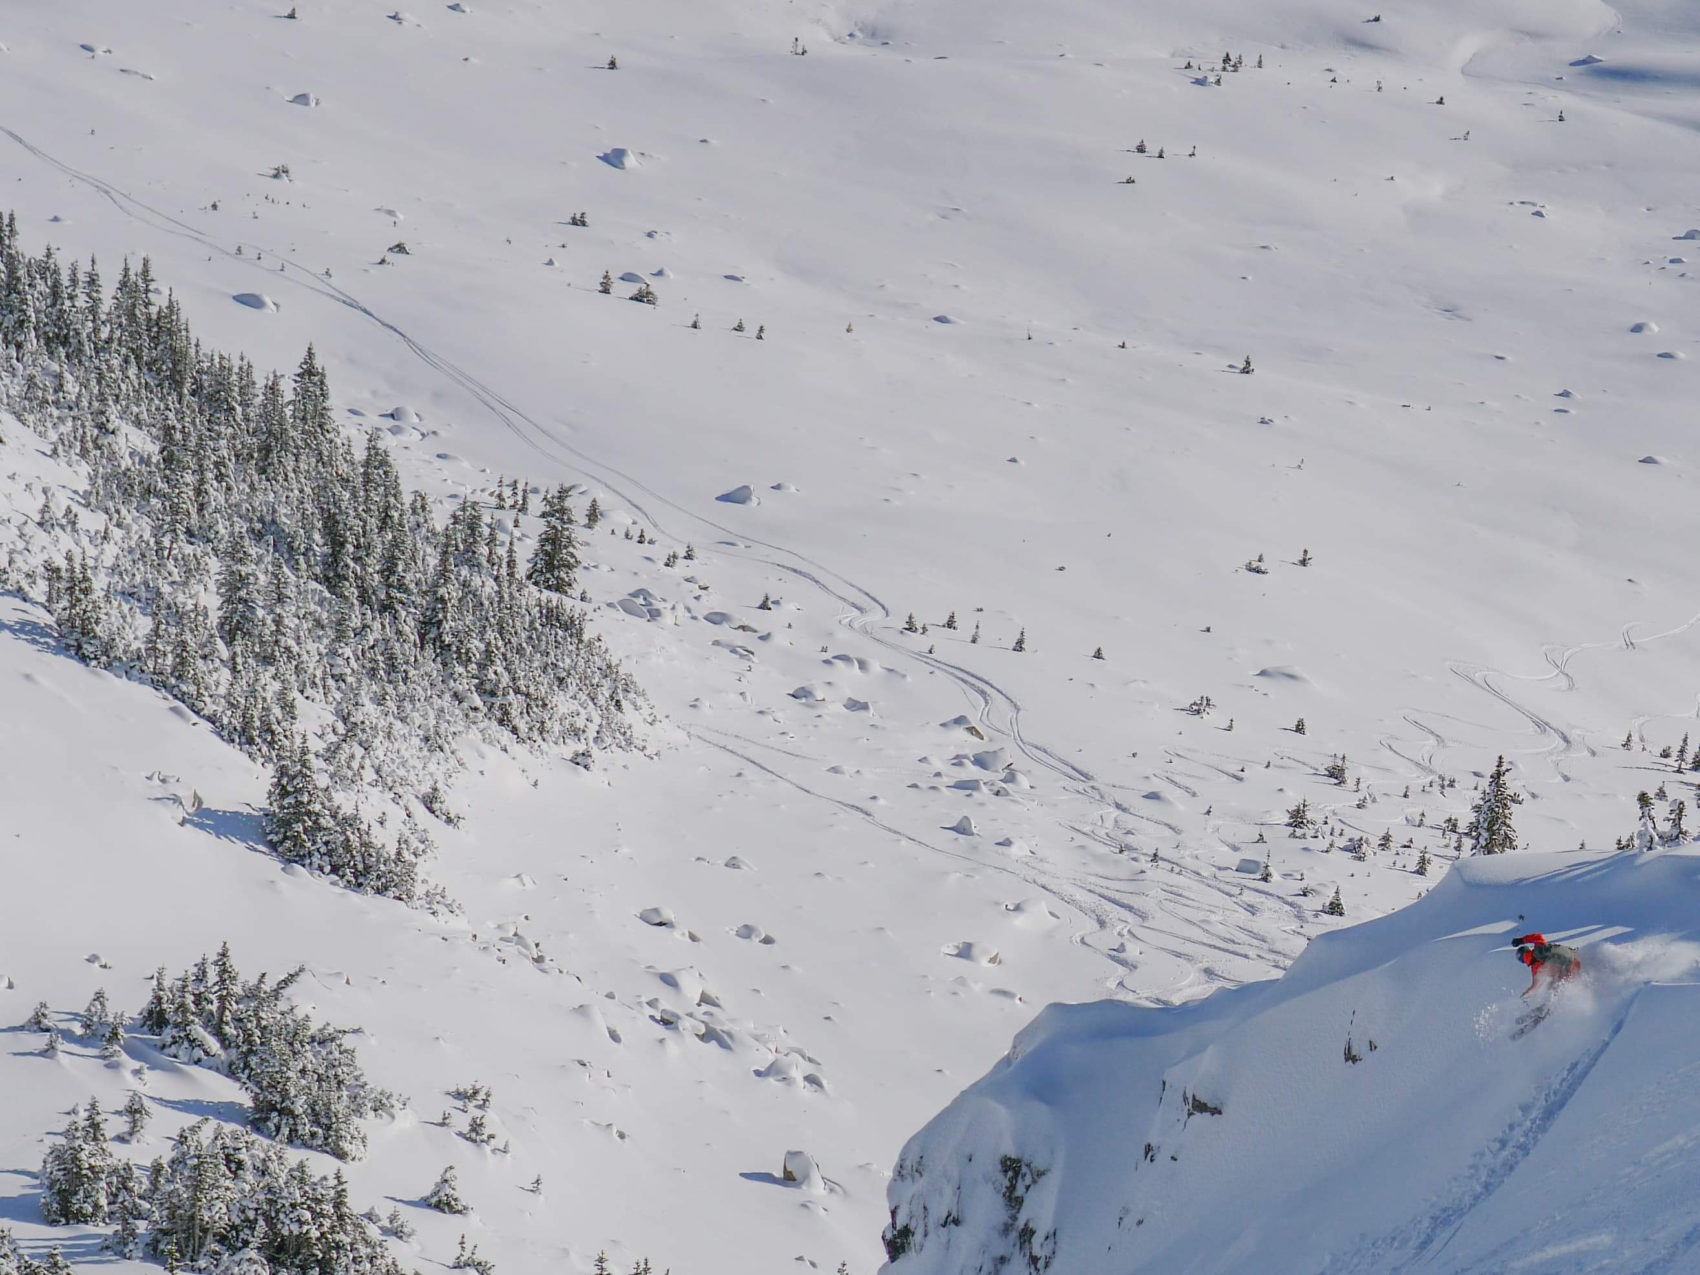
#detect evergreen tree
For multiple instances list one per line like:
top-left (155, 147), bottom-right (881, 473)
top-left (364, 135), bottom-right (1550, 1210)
top-left (425, 1164), bottom-right (470, 1214)
top-left (526, 486), bottom-right (581, 595)
top-left (1467, 755), bottom-right (1521, 855)
top-left (1324, 886), bottom-right (1345, 917)
top-left (140, 967), bottom-right (172, 1035)
top-left (40, 1101), bottom-right (116, 1225)
top-left (79, 988), bottom-right (111, 1037)
top-left (121, 1091), bottom-right (150, 1142)
top-left (0, 224), bottom-right (644, 905)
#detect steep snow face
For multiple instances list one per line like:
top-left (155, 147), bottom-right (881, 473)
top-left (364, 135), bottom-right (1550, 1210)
top-left (882, 849), bottom-right (1700, 1274)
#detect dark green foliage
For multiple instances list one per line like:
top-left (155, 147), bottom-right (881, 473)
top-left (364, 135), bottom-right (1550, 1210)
top-left (526, 486), bottom-right (581, 596)
top-left (264, 733), bottom-right (422, 900)
top-left (1324, 886), bottom-right (1345, 916)
top-left (39, 1101), bottom-right (116, 1225)
top-left (143, 946), bottom-right (393, 1161)
top-left (141, 1120), bottom-right (402, 1274)
top-left (0, 220), bottom-right (644, 889)
top-left (1468, 755), bottom-right (1521, 855)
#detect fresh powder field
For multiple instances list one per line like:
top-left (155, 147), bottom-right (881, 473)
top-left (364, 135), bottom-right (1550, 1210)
top-left (1, 1), bottom-right (1698, 1272)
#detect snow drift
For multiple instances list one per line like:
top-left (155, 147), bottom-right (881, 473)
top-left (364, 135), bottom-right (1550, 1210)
top-left (883, 849), bottom-right (1700, 1274)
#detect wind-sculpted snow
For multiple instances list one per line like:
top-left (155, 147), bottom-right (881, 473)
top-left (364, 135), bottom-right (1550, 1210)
top-left (884, 850), bottom-right (1700, 1274)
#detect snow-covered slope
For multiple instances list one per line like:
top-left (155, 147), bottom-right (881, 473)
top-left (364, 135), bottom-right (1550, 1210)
top-left (882, 847), bottom-right (1700, 1274)
top-left (2, 0), bottom-right (1699, 1270)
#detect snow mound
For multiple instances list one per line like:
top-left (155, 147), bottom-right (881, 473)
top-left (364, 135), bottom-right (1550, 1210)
top-left (1253, 665), bottom-right (1309, 682)
top-left (232, 293), bottom-right (277, 311)
top-left (1630, 320), bottom-right (1659, 333)
top-left (1569, 54), bottom-right (1605, 66)
top-left (716, 484), bottom-right (759, 505)
top-left (825, 652), bottom-right (882, 674)
top-left (287, 92), bottom-right (319, 107)
top-left (616, 588), bottom-right (667, 621)
top-left (1676, 228), bottom-right (1700, 240)
top-left (1002, 899), bottom-right (1060, 930)
top-left (387, 406), bottom-right (421, 423)
top-left (884, 850), bottom-right (1700, 1274)
top-left (943, 940), bottom-right (1001, 965)
top-left (1639, 455), bottom-right (1668, 465)
top-left (599, 147), bottom-right (639, 170)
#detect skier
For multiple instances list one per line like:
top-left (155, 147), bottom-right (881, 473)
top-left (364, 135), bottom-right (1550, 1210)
top-left (1513, 932), bottom-right (1580, 997)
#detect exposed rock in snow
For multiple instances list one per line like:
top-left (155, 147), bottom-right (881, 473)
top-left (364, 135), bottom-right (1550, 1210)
top-left (781, 1150), bottom-right (825, 1191)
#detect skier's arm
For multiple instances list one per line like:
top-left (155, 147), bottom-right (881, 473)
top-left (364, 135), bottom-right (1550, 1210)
top-left (1522, 968), bottom-right (1540, 997)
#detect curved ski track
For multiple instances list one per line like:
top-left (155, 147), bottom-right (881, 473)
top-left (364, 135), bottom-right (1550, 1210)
top-left (2, 125), bottom-right (1285, 993)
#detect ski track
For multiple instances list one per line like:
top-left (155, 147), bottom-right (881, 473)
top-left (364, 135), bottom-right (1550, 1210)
top-left (0, 124), bottom-right (1387, 1003)
top-left (1323, 992), bottom-right (1638, 1274)
top-left (1380, 608), bottom-right (1700, 785)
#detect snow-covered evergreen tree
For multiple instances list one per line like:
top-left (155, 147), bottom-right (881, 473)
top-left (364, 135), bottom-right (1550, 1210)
top-left (1467, 755), bottom-right (1521, 855)
top-left (121, 1091), bottom-right (150, 1142)
top-left (425, 1164), bottom-right (470, 1214)
top-left (526, 486), bottom-right (581, 596)
top-left (39, 1101), bottom-right (116, 1225)
top-left (0, 224), bottom-right (647, 909)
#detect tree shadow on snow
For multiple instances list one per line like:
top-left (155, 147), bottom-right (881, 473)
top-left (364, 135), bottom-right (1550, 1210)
top-left (149, 1095), bottom-right (252, 1126)
top-left (181, 803), bottom-right (269, 853)
top-left (737, 1171), bottom-right (791, 1188)
top-left (0, 595), bottom-right (64, 657)
top-left (0, 1170), bottom-right (43, 1227)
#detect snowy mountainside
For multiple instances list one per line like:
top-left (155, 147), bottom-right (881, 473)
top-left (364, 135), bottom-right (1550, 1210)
top-left (1, 0), bottom-right (1699, 1271)
top-left (881, 848), bottom-right (1700, 1274)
